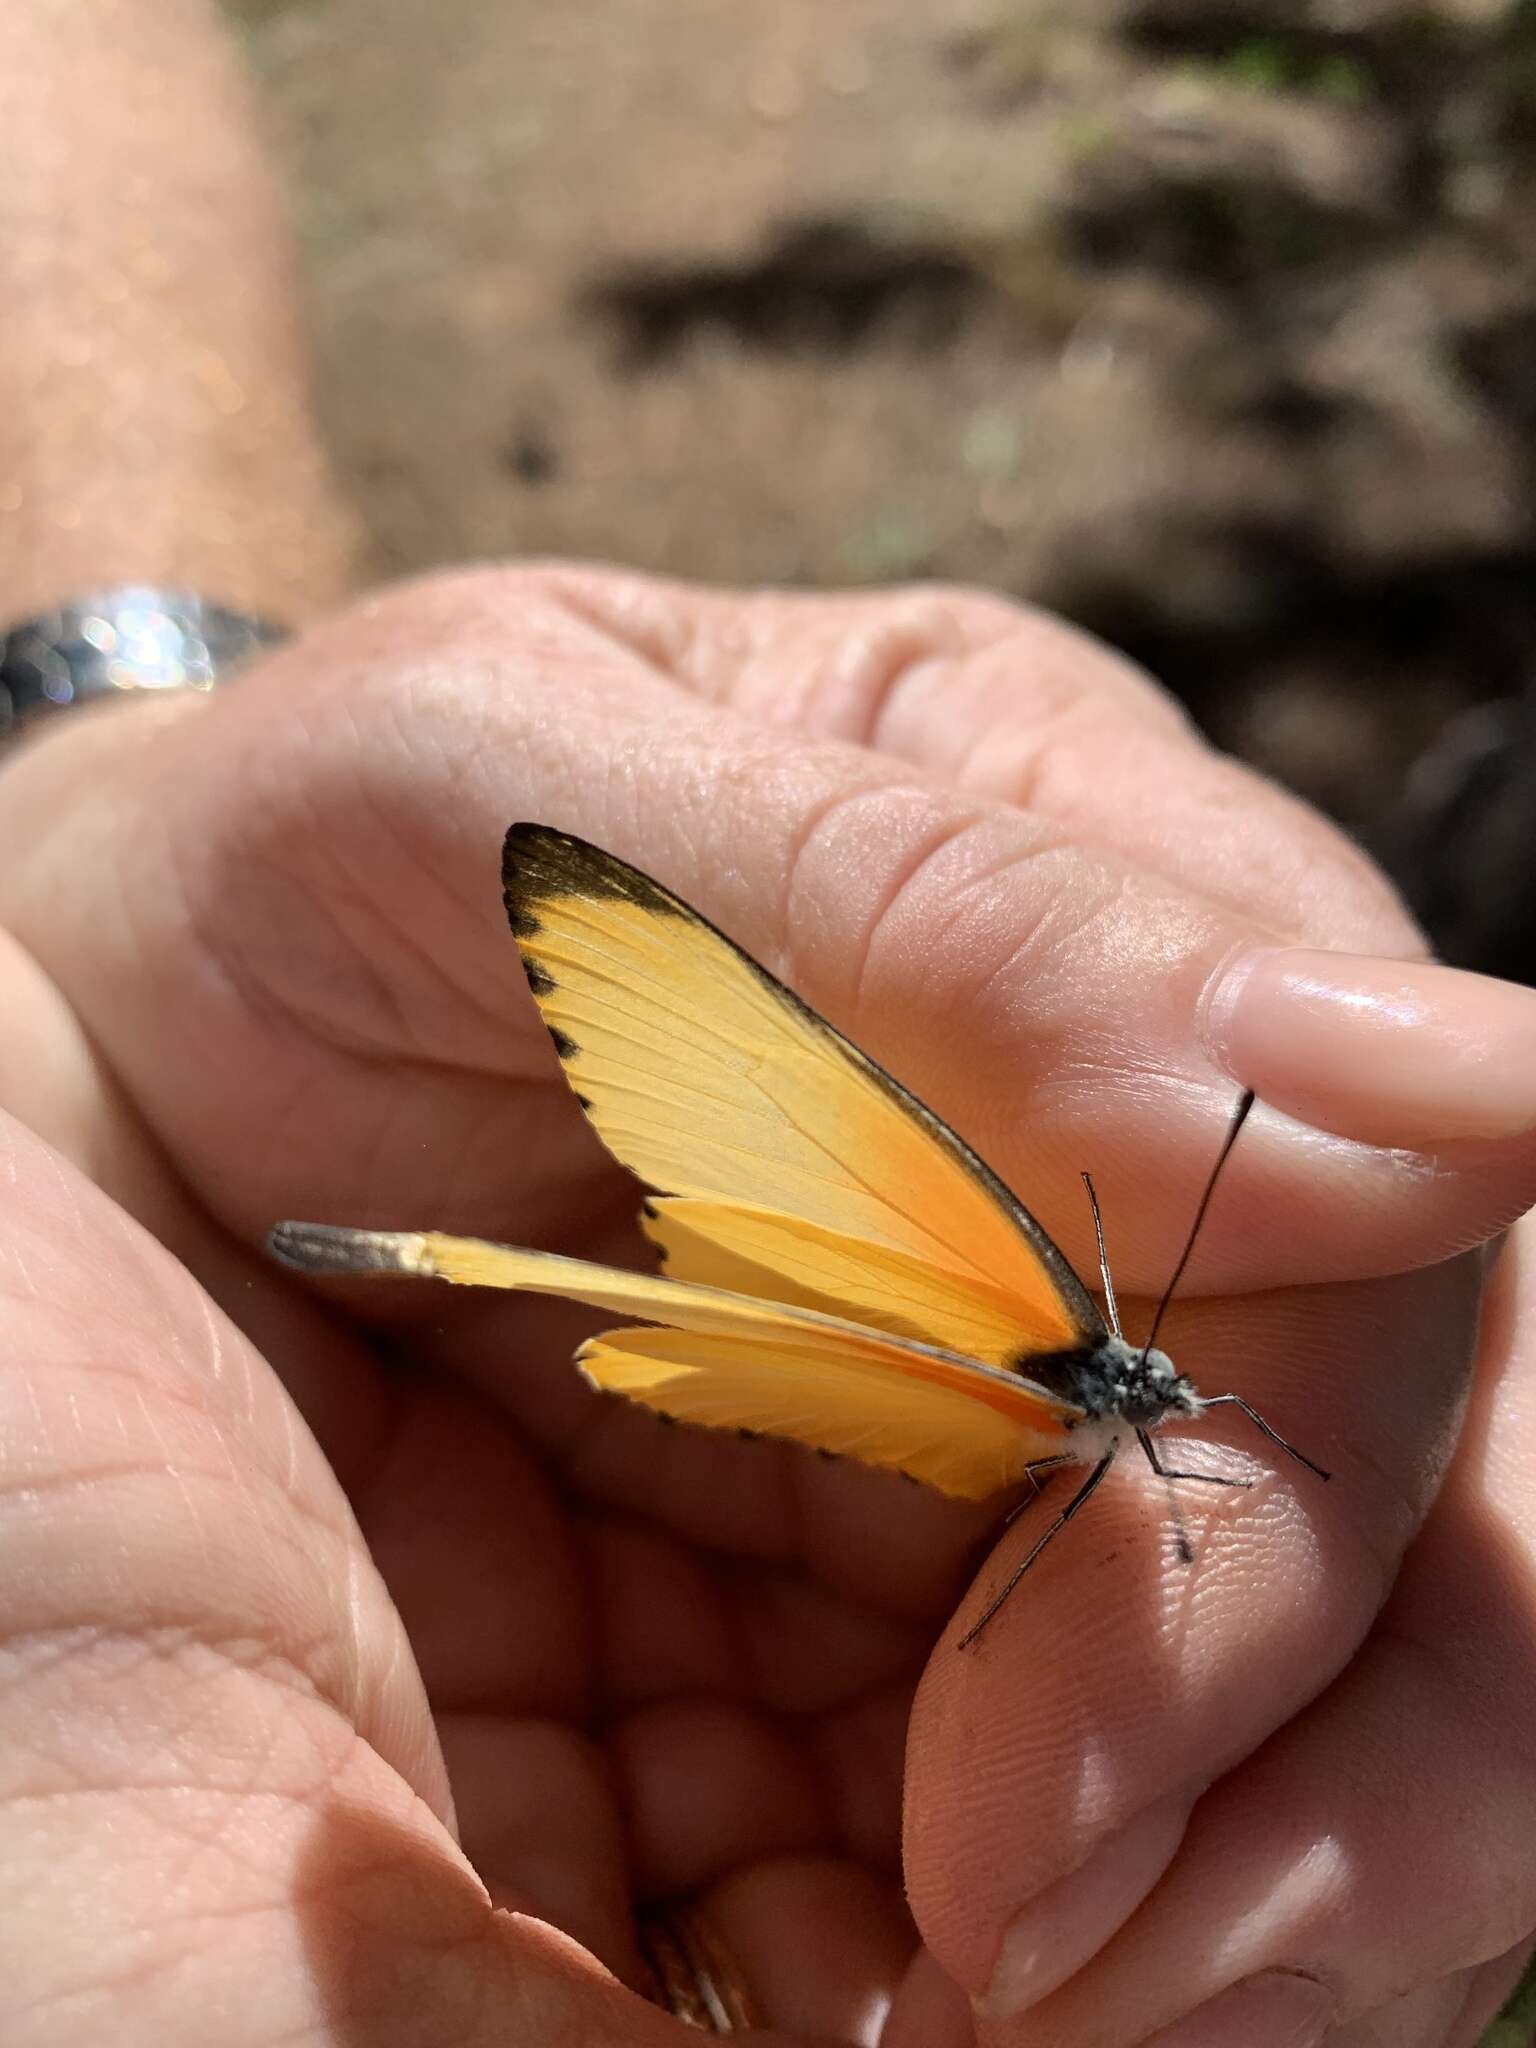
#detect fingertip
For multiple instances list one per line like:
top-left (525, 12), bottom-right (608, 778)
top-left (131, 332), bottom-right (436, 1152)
top-left (1203, 948), bottom-right (1536, 1152)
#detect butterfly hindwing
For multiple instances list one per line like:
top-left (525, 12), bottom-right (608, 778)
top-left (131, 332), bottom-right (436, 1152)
top-left (265, 1221), bottom-right (1081, 1499)
top-left (579, 1325), bottom-right (1073, 1500)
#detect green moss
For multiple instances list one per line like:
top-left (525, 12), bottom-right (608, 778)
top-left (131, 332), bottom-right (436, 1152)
top-left (1206, 35), bottom-right (1372, 104)
top-left (1313, 55), bottom-right (1370, 105)
top-left (841, 506), bottom-right (935, 580)
top-left (1221, 37), bottom-right (1292, 94)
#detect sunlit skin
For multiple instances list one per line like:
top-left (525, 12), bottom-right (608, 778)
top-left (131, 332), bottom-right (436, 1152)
top-left (4, 567), bottom-right (1536, 2048)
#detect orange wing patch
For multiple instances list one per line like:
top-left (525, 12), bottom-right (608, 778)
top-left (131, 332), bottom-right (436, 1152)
top-left (642, 1197), bottom-right (1074, 1365)
top-left (579, 1325), bottom-right (1074, 1499)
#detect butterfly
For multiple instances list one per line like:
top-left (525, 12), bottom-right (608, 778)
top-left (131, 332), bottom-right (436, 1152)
top-left (270, 822), bottom-right (1325, 1644)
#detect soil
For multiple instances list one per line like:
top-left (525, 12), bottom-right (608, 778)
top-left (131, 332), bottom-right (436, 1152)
top-left (232, 0), bottom-right (1536, 979)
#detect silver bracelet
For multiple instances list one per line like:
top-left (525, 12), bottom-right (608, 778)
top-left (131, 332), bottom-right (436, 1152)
top-left (0, 587), bottom-right (288, 739)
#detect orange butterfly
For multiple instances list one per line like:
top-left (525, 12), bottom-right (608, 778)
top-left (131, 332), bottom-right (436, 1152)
top-left (271, 824), bottom-right (1324, 1642)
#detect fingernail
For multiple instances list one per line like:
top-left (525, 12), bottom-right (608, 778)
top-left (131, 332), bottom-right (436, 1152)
top-left (1204, 947), bottom-right (1536, 1147)
top-left (1148, 1970), bottom-right (1334, 2048)
top-left (975, 1794), bottom-right (1191, 2018)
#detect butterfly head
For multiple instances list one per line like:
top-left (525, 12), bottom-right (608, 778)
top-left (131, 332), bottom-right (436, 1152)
top-left (1079, 1336), bottom-right (1200, 1428)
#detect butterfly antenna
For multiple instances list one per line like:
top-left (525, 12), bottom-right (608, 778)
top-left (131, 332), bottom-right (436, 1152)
top-left (1081, 1172), bottom-right (1122, 1340)
top-left (1140, 1090), bottom-right (1256, 1364)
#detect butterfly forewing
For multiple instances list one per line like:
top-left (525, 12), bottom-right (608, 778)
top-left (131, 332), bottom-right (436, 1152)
top-left (503, 824), bottom-right (1104, 1364)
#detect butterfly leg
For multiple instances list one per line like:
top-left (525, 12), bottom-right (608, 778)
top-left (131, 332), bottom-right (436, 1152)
top-left (1136, 1426), bottom-right (1252, 1488)
top-left (1200, 1394), bottom-right (1331, 1481)
top-left (1136, 1424), bottom-right (1248, 1566)
top-left (958, 1453), bottom-right (1116, 1650)
top-left (1002, 1454), bottom-right (1076, 1527)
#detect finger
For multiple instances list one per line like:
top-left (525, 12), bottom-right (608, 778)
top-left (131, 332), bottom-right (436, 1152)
top-left (0, 567), bottom-right (1530, 1305)
top-left (534, 568), bottom-right (1406, 949)
top-left (938, 1225), bottom-right (1536, 2048)
top-left (695, 1854), bottom-right (916, 2043)
top-left (902, 1253), bottom-right (1481, 2018)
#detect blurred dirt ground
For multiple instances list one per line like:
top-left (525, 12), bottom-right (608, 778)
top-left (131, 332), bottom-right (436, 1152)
top-left (231, 0), bottom-right (1536, 977)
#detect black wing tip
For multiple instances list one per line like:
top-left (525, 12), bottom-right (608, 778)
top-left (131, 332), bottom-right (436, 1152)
top-left (502, 820), bottom-right (608, 926)
top-left (501, 821), bottom-right (684, 932)
top-left (503, 820), bottom-right (598, 884)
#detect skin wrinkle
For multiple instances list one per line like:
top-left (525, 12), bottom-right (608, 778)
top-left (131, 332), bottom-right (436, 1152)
top-left (845, 807), bottom-right (1020, 1025)
top-left (135, 1741), bottom-right (302, 1910)
top-left (0, 1463), bottom-right (376, 1728)
top-left (925, 610), bottom-right (1192, 735)
top-left (211, 845), bottom-right (428, 1074)
top-left (809, 1686), bottom-right (911, 1867)
top-left (538, 575), bottom-right (995, 727)
top-left (308, 841), bottom-right (484, 1070)
top-left (804, 1705), bottom-right (896, 1873)
top-left (952, 688), bottom-right (1116, 820)
top-left (153, 685), bottom-right (465, 1067)
top-left (771, 772), bottom-right (926, 987)
top-left (518, 569), bottom-right (687, 692)
top-left (857, 598), bottom-right (1106, 746)
top-left (954, 845), bottom-right (1129, 1035)
top-left (126, 1378), bottom-right (217, 1583)
top-left (0, 1627), bottom-right (342, 1759)
top-left (171, 832), bottom-right (518, 1080)
top-left (332, 708), bottom-right (518, 1054)
top-left (4, 1356), bottom-right (360, 1568)
top-left (801, 611), bottom-right (978, 742)
top-left (0, 1459), bottom-right (251, 1510)
top-left (730, 1556), bottom-right (924, 1718)
top-left (8, 1624), bottom-right (346, 1736)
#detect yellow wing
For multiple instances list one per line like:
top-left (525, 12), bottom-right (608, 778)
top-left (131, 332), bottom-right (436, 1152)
top-left (641, 1197), bottom-right (1066, 1365)
top-left (266, 1221), bottom-right (1081, 1498)
top-left (580, 1327), bottom-right (1069, 1499)
top-left (503, 824), bottom-right (1103, 1362)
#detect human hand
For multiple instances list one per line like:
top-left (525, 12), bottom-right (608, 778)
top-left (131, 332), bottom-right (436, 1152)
top-left (1, 565), bottom-right (1534, 2046)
